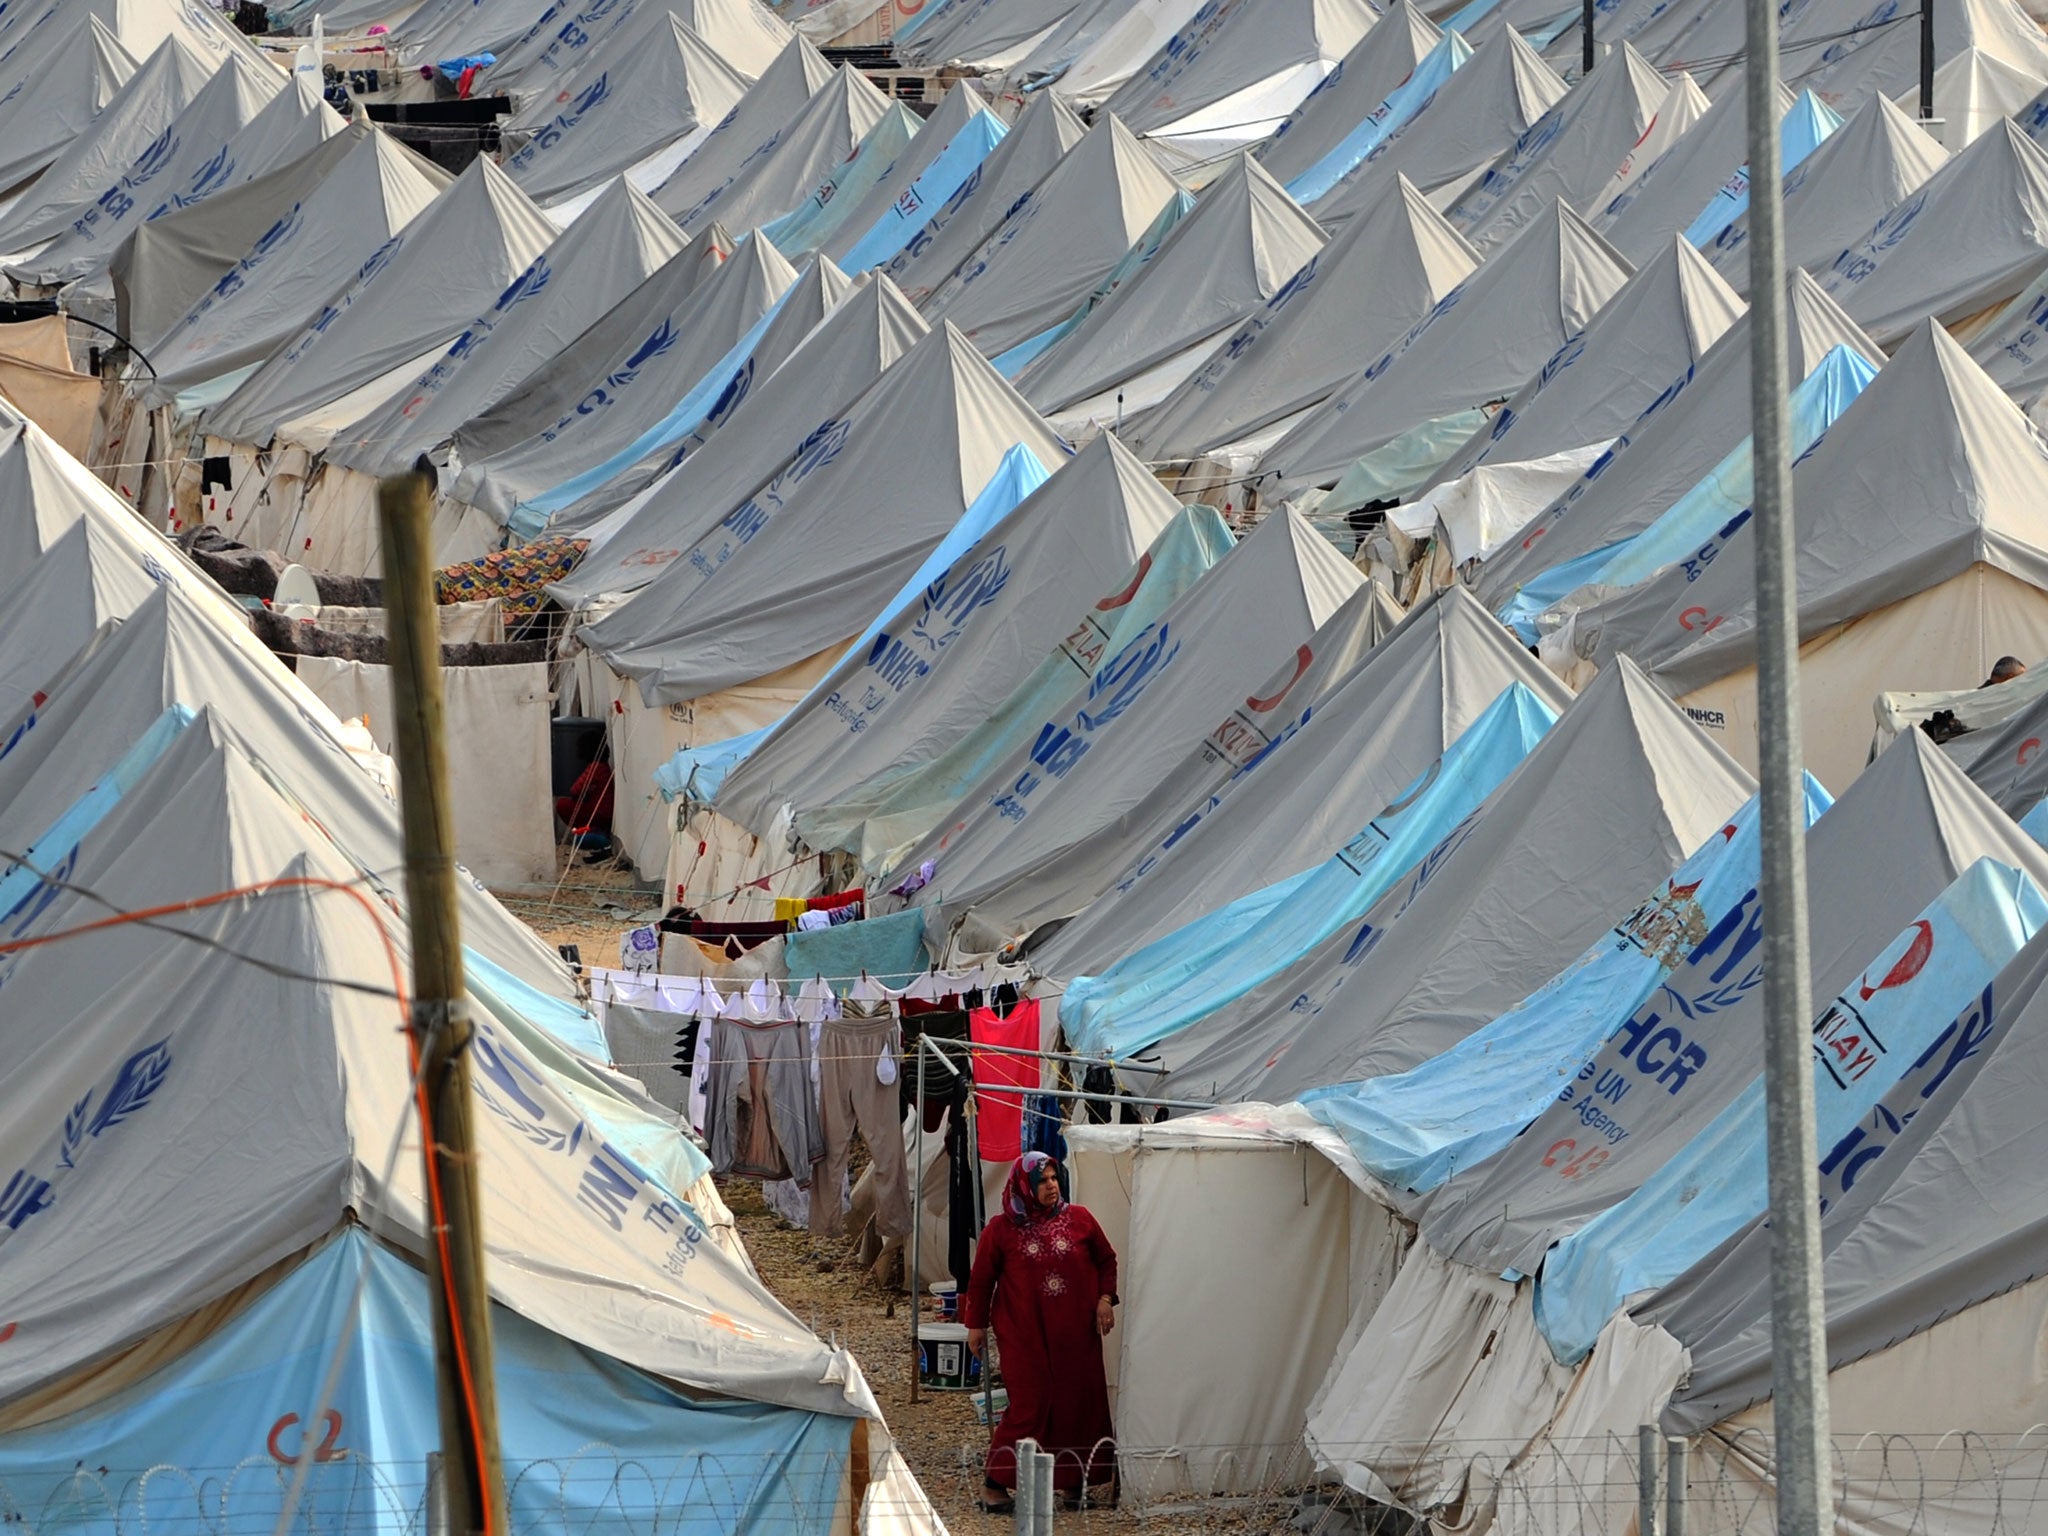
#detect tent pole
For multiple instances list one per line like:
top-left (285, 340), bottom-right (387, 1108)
top-left (1740, 0), bottom-right (1832, 1528)
top-left (379, 460), bottom-right (509, 1536)
top-left (1583, 0), bottom-right (1596, 76)
top-left (1919, 0), bottom-right (1935, 121)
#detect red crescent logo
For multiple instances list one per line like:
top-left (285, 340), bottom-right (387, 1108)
top-left (1720, 823), bottom-right (1738, 841)
top-left (0, 1322), bottom-right (16, 1344)
top-left (1521, 526), bottom-right (1547, 551)
top-left (1095, 552), bottom-right (1151, 611)
top-left (1860, 919), bottom-right (1934, 1001)
top-left (1679, 606), bottom-right (1709, 631)
top-left (1245, 646), bottom-right (1313, 712)
top-left (2020, 738), bottom-right (2041, 766)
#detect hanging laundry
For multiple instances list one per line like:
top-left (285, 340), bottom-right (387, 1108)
top-left (811, 975), bottom-right (911, 1240)
top-left (705, 982), bottom-right (824, 1184)
top-left (969, 996), bottom-right (1041, 1164)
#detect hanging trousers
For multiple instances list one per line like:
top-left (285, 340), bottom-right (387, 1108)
top-left (810, 1006), bottom-right (912, 1239)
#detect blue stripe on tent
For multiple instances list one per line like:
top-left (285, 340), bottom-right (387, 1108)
top-left (1061, 681), bottom-right (1558, 1058)
top-left (838, 110), bottom-right (1006, 272)
top-left (1301, 777), bottom-right (1832, 1192)
top-left (1535, 856), bottom-right (2048, 1364)
top-left (1286, 30), bottom-right (1472, 205)
top-left (0, 705), bottom-right (194, 931)
top-left (1683, 89), bottom-right (1842, 249)
top-left (656, 444), bottom-right (1050, 811)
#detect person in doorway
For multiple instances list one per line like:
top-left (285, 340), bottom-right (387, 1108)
top-left (963, 1151), bottom-right (1118, 1514)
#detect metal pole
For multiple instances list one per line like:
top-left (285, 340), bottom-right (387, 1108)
top-left (1919, 0), bottom-right (1934, 120)
top-left (1638, 1424), bottom-right (1661, 1536)
top-left (910, 1038), bottom-right (927, 1406)
top-left (379, 462), bottom-right (507, 1536)
top-left (1740, 0), bottom-right (1832, 1522)
top-left (1666, 1436), bottom-right (1688, 1536)
top-left (1015, 1439), bottom-right (1040, 1536)
top-left (1583, 0), bottom-right (1596, 76)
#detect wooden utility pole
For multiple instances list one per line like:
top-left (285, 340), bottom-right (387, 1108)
top-left (379, 459), bottom-right (508, 1536)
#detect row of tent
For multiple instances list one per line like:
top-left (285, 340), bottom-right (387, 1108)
top-left (15, 0), bottom-right (2048, 1523)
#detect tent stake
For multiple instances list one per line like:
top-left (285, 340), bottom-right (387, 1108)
top-left (380, 460), bottom-right (509, 1536)
top-left (1740, 0), bottom-right (1833, 1529)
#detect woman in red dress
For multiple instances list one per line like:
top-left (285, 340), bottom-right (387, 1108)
top-left (963, 1151), bottom-right (1119, 1512)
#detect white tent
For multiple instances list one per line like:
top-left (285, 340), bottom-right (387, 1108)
top-left (1547, 322), bottom-right (2048, 789)
top-left (1015, 152), bottom-right (1327, 417)
top-left (1129, 173), bottom-right (1478, 462)
top-left (879, 90), bottom-right (1086, 307)
top-left (499, 15), bottom-right (751, 207)
top-left (1255, 0), bottom-right (1443, 188)
top-left (1579, 71), bottom-right (1715, 239)
top-left (1789, 0), bottom-right (2048, 109)
top-left (1031, 584), bottom-right (1574, 979)
top-left (1256, 198), bottom-right (1635, 496)
top-left (327, 176), bottom-right (689, 478)
top-left (138, 126), bottom-right (449, 399)
top-left (6, 61), bottom-right (322, 291)
top-left (487, 0), bottom-right (793, 99)
top-left (1818, 116), bottom-right (2048, 347)
top-left (916, 113), bottom-right (1182, 357)
top-left (1043, 0), bottom-right (1212, 109)
top-left (1442, 42), bottom-right (1670, 254)
top-left (549, 271), bottom-right (930, 589)
top-left (649, 35), bottom-right (837, 223)
top-left (0, 14), bottom-right (137, 199)
top-left (1702, 90), bottom-right (1949, 293)
top-left (447, 230), bottom-right (793, 523)
top-left (1897, 45), bottom-right (2048, 149)
top-left (1307, 25), bottom-right (1568, 226)
top-left (664, 65), bottom-right (892, 240)
top-left (0, 34), bottom-right (219, 255)
top-left (1596, 80), bottom-right (1803, 264)
top-left (1472, 269), bottom-right (1882, 614)
top-left (582, 320), bottom-right (1064, 704)
top-left (713, 431), bottom-right (1183, 834)
top-left (886, 507), bottom-right (1365, 955)
top-left (815, 80), bottom-right (991, 264)
top-left (1418, 235), bottom-right (1744, 498)
top-left (205, 157), bottom-right (560, 450)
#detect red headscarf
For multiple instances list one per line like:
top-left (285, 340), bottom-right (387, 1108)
top-left (1003, 1151), bottom-right (1066, 1226)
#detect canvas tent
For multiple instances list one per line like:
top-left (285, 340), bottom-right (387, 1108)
top-left (1032, 585), bottom-right (1576, 981)
top-left (1306, 27), bottom-right (1568, 228)
top-left (1702, 90), bottom-right (1950, 294)
top-left (137, 126), bottom-right (450, 401)
top-left (581, 320), bottom-right (1065, 705)
top-left (1416, 236), bottom-right (1744, 499)
top-left (446, 230), bottom-right (790, 524)
top-left (712, 432), bottom-right (1183, 835)
top-left (485, 0), bottom-right (793, 99)
top-left (1255, 198), bottom-right (1635, 496)
top-left (885, 508), bottom-right (1365, 956)
top-left (813, 80), bottom-right (994, 264)
top-left (1544, 322), bottom-right (2048, 789)
top-left (0, 13), bottom-right (138, 199)
top-left (648, 36), bottom-right (837, 223)
top-left (1014, 152), bottom-right (1327, 417)
top-left (1819, 117), bottom-right (2048, 347)
top-left (879, 90), bottom-right (1088, 308)
top-left (662, 65), bottom-right (893, 241)
top-left (1254, 1), bottom-right (1443, 189)
top-left (915, 113), bottom-right (1181, 358)
top-left (0, 34), bottom-right (220, 255)
top-left (1140, 659), bottom-right (1750, 1106)
top-left (498, 15), bottom-right (752, 207)
top-left (327, 176), bottom-right (689, 479)
top-left (549, 271), bottom-right (931, 580)
top-left (204, 157), bottom-right (559, 450)
top-left (1469, 268), bottom-right (1881, 618)
top-left (1441, 43), bottom-right (1670, 254)
top-left (789, 503), bottom-right (1238, 870)
top-left (1129, 173), bottom-right (1478, 463)
top-left (6, 63), bottom-right (327, 292)
top-left (764, 103), bottom-right (924, 258)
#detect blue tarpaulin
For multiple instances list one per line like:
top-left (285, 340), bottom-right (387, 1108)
top-left (1534, 856), bottom-right (2048, 1363)
top-left (1061, 682), bottom-right (1558, 1057)
top-left (0, 1230), bottom-right (853, 1536)
top-left (1302, 777), bottom-right (1832, 1191)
